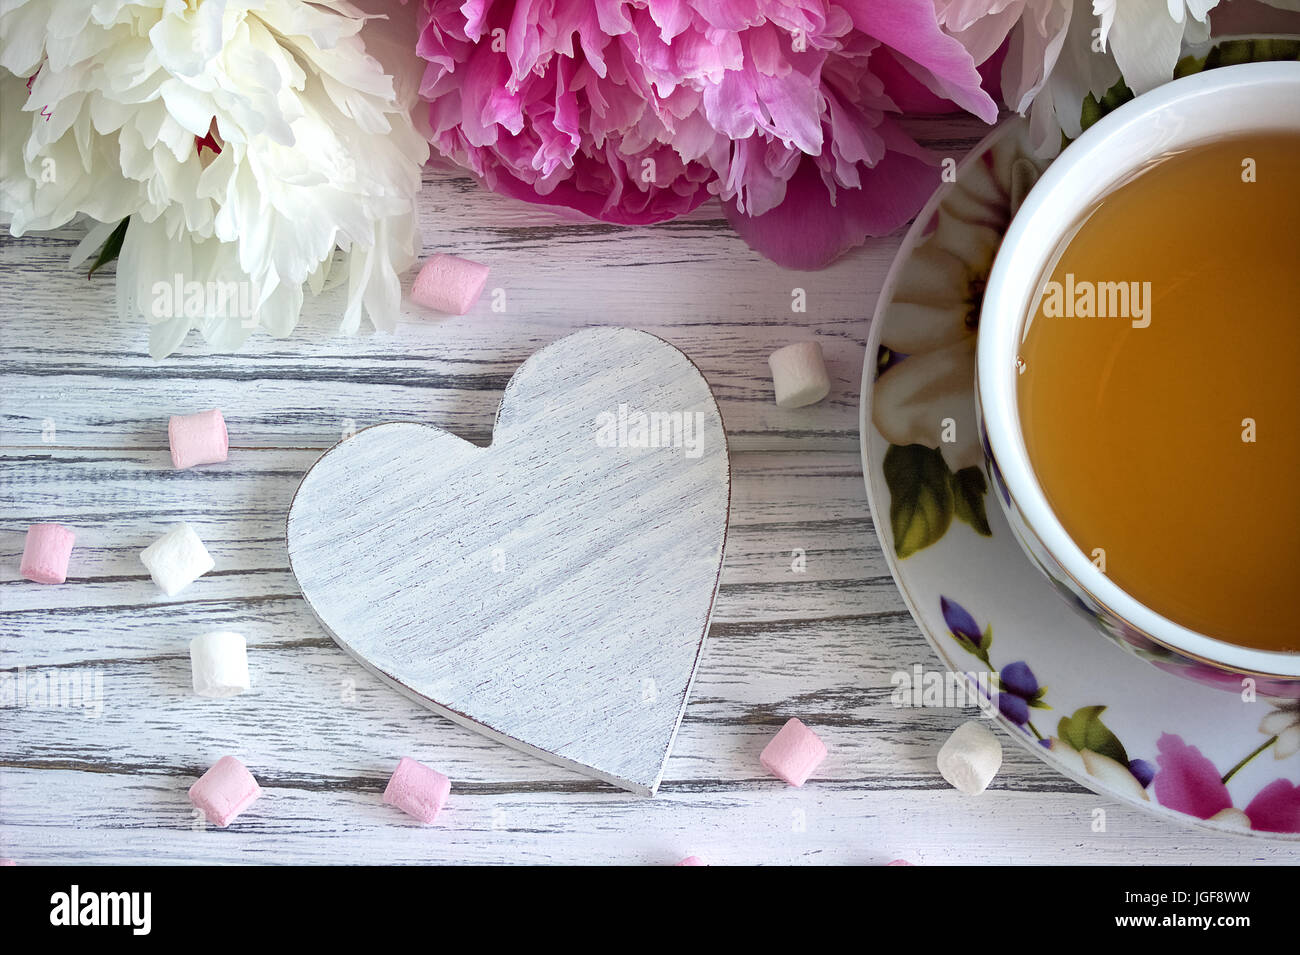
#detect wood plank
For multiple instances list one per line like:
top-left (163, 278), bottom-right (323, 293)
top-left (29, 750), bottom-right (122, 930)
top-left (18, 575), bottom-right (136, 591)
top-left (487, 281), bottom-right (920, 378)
top-left (1, 768), bottom-right (1288, 866)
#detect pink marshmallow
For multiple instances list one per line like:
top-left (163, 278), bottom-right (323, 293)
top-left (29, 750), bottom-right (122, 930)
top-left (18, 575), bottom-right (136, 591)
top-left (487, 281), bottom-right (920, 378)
top-left (169, 409), bottom-right (228, 469)
top-left (0, 859), bottom-right (15, 865)
top-left (887, 859), bottom-right (915, 866)
top-left (675, 856), bottom-right (706, 866)
top-left (383, 756), bottom-right (450, 824)
top-left (20, 523), bottom-right (75, 584)
top-left (411, 253), bottom-right (489, 315)
top-left (760, 718), bottom-right (827, 787)
top-left (189, 756), bottom-right (261, 828)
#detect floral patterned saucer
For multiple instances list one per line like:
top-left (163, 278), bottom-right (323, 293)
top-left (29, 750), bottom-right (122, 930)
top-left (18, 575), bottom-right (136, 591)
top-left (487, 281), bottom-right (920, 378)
top-left (859, 40), bottom-right (1300, 838)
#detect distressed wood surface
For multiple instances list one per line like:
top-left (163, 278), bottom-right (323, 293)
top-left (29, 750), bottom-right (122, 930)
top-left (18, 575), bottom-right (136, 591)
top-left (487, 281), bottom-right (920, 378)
top-left (287, 329), bottom-right (730, 794)
top-left (3, 128), bottom-right (1298, 863)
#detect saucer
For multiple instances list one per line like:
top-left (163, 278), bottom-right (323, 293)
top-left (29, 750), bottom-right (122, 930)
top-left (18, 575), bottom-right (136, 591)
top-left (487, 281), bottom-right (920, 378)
top-left (860, 40), bottom-right (1300, 837)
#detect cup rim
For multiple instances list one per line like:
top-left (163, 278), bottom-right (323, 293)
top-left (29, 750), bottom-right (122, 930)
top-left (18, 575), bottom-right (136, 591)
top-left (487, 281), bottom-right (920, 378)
top-left (977, 60), bottom-right (1300, 679)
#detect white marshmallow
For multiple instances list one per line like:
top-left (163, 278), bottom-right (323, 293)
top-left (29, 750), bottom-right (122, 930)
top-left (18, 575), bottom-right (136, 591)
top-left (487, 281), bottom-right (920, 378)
top-left (937, 720), bottom-right (1003, 795)
top-left (190, 631), bottom-right (250, 698)
top-left (768, 341), bottom-right (831, 408)
top-left (140, 522), bottom-right (214, 596)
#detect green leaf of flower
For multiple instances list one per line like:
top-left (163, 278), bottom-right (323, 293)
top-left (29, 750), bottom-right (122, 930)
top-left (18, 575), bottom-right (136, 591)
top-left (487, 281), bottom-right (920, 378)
top-left (1173, 53), bottom-right (1206, 79)
top-left (1079, 94), bottom-right (1103, 134)
top-left (1079, 78), bottom-right (1133, 134)
top-left (1082, 39), bottom-right (1299, 141)
top-left (87, 218), bottom-right (129, 279)
top-left (883, 444), bottom-right (953, 559)
top-left (1211, 39), bottom-right (1256, 68)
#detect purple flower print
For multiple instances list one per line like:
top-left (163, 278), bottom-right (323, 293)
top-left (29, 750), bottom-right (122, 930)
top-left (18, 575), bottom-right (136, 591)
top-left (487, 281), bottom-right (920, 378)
top-left (1127, 759), bottom-right (1156, 789)
top-left (999, 693), bottom-right (1030, 725)
top-left (997, 661), bottom-right (1037, 725)
top-left (940, 595), bottom-right (993, 668)
top-left (996, 661), bottom-right (1047, 728)
top-left (1001, 661), bottom-right (1039, 697)
top-left (941, 596), bottom-right (982, 649)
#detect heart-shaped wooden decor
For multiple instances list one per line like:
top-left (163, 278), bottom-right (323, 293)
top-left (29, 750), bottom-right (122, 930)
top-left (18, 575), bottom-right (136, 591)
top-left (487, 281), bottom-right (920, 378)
top-left (287, 328), bottom-right (730, 794)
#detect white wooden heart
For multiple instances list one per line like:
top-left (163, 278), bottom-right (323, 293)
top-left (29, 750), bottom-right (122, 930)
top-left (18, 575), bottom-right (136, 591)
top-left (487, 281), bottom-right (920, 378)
top-left (286, 328), bottom-right (730, 795)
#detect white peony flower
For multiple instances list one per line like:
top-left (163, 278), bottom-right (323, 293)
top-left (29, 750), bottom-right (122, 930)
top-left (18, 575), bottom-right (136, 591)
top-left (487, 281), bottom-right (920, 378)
top-left (935, 0), bottom-right (1075, 118)
top-left (941, 0), bottom-right (1300, 157)
top-left (0, 0), bottom-right (429, 357)
top-left (1092, 0), bottom-right (1207, 97)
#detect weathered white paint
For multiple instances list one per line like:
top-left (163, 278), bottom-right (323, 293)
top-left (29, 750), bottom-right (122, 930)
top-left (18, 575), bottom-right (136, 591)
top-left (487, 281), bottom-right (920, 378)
top-left (287, 329), bottom-right (730, 794)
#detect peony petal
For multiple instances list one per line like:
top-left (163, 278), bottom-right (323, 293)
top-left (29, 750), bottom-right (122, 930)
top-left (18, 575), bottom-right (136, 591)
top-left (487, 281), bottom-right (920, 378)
top-left (1024, 1), bottom-right (1119, 153)
top-left (487, 155), bottom-right (711, 225)
top-left (66, 217), bottom-right (123, 269)
top-left (952, 9), bottom-right (1023, 67)
top-left (843, 0), bottom-right (999, 122)
top-left (723, 147), bottom-right (937, 270)
top-left (1000, 0), bottom-right (1072, 114)
top-left (1101, 0), bottom-right (1185, 95)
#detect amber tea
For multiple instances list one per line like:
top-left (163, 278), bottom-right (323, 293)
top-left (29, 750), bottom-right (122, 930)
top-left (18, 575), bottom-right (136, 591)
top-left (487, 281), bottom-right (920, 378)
top-left (1016, 132), bottom-right (1300, 653)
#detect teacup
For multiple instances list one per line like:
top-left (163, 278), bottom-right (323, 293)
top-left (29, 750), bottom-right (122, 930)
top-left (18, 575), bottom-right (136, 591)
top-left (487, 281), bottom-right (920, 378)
top-left (976, 61), bottom-right (1300, 695)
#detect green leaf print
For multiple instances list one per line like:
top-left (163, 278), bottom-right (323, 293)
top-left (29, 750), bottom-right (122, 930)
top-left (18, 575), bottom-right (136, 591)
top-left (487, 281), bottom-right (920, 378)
top-left (951, 466), bottom-right (993, 537)
top-left (883, 444), bottom-right (953, 559)
top-left (1058, 705), bottom-right (1129, 766)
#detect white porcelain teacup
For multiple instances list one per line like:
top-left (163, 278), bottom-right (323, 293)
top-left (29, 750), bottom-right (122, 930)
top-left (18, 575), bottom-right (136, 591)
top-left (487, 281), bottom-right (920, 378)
top-left (976, 61), bottom-right (1300, 695)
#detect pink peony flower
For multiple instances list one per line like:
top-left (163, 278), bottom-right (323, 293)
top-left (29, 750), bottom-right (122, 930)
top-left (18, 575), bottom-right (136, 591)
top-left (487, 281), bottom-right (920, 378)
top-left (414, 0), bottom-right (998, 268)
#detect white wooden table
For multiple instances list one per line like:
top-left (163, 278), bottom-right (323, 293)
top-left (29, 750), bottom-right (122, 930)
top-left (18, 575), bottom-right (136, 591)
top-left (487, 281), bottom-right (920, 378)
top-left (2, 115), bottom-right (1296, 864)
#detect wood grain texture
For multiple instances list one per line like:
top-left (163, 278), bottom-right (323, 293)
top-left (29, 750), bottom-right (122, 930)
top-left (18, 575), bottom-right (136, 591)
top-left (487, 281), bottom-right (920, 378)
top-left (0, 448), bottom-right (1295, 863)
top-left (287, 329), bottom-right (729, 794)
top-left (4, 120), bottom-right (1298, 862)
